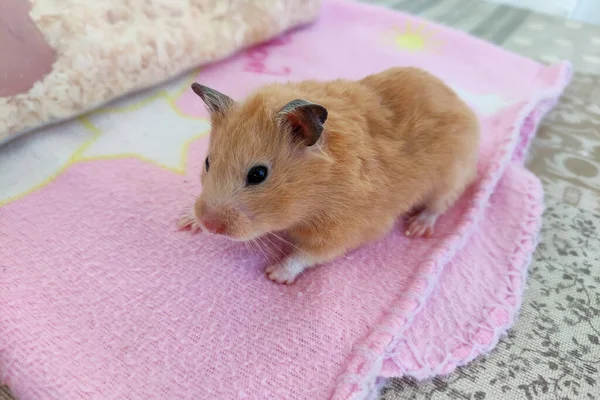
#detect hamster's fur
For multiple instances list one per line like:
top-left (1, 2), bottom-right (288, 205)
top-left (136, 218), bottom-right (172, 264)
top-left (180, 67), bottom-right (480, 284)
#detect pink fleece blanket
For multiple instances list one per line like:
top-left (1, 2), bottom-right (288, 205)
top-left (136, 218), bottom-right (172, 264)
top-left (0, 1), bottom-right (571, 399)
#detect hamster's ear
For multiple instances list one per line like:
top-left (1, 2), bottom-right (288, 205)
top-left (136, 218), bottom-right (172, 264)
top-left (191, 83), bottom-right (234, 116)
top-left (276, 99), bottom-right (328, 147)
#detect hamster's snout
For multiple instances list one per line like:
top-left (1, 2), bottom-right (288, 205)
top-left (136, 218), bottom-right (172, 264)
top-left (194, 198), bottom-right (235, 237)
top-left (200, 212), bottom-right (227, 235)
top-left (193, 196), bottom-right (251, 240)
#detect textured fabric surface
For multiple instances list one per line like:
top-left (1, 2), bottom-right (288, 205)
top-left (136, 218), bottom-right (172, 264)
top-left (378, 72), bottom-right (600, 400)
top-left (359, 1), bottom-right (600, 398)
top-left (0, 387), bottom-right (12, 400)
top-left (367, 0), bottom-right (600, 75)
top-left (0, 1), bottom-right (570, 399)
top-left (380, 198), bottom-right (600, 400)
top-left (0, 0), bottom-right (321, 145)
top-left (528, 72), bottom-right (600, 213)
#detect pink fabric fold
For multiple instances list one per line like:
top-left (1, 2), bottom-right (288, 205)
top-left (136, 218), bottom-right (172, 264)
top-left (0, 1), bottom-right (571, 399)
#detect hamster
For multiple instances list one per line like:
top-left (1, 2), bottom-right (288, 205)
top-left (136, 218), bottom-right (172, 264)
top-left (179, 67), bottom-right (480, 284)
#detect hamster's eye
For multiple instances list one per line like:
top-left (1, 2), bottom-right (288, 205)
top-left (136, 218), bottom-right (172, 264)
top-left (205, 157), bottom-right (210, 172)
top-left (246, 165), bottom-right (268, 186)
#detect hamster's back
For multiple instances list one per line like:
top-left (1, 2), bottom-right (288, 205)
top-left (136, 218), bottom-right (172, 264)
top-left (360, 67), bottom-right (480, 197)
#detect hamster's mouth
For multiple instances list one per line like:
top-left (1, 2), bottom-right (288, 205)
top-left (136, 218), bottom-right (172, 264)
top-left (199, 223), bottom-right (259, 242)
top-left (226, 231), bottom-right (262, 242)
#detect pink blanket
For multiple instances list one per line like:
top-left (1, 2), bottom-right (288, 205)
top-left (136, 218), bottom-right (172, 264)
top-left (0, 1), bottom-right (571, 399)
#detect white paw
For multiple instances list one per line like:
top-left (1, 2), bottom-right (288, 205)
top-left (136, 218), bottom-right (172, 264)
top-left (405, 211), bottom-right (438, 238)
top-left (265, 264), bottom-right (299, 285)
top-left (177, 209), bottom-right (202, 234)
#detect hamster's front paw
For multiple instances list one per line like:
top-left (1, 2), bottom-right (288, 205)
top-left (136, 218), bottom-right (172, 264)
top-left (405, 210), bottom-right (438, 238)
top-left (266, 263), bottom-right (300, 285)
top-left (177, 209), bottom-right (202, 234)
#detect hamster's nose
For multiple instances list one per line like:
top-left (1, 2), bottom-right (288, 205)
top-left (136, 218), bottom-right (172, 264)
top-left (201, 214), bottom-right (226, 235)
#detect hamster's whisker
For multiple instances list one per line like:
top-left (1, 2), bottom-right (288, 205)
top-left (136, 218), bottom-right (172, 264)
top-left (246, 240), bottom-right (260, 257)
top-left (254, 237), bottom-right (272, 264)
top-left (262, 235), bottom-right (287, 256)
top-left (247, 239), bottom-right (259, 254)
top-left (261, 236), bottom-right (287, 267)
top-left (268, 233), bottom-right (310, 257)
top-left (259, 236), bottom-right (285, 266)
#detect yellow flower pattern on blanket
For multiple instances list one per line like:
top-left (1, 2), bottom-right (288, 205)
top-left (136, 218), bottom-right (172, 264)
top-left (385, 21), bottom-right (444, 52)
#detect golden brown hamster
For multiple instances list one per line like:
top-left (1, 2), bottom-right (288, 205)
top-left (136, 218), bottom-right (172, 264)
top-left (180, 67), bottom-right (480, 284)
